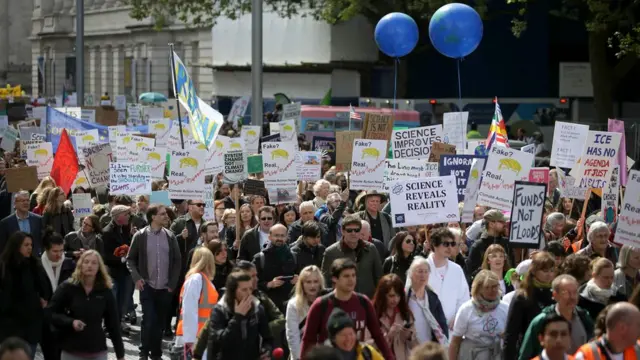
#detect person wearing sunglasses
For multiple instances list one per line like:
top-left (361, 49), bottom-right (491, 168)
top-left (320, 214), bottom-right (383, 298)
top-left (426, 227), bottom-right (470, 329)
top-left (238, 206), bottom-right (277, 262)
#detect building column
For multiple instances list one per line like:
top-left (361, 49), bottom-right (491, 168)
top-left (93, 0), bottom-right (105, 9)
top-left (101, 45), bottom-right (112, 97)
top-left (31, 43), bottom-right (41, 97)
top-left (51, 42), bottom-right (72, 98)
top-left (148, 44), bottom-right (170, 95)
top-left (112, 45), bottom-right (124, 96)
top-left (134, 44), bottom-right (146, 97)
top-left (61, 0), bottom-right (73, 13)
top-left (89, 45), bottom-right (101, 97)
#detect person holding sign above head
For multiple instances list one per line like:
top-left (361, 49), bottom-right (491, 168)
top-left (466, 210), bottom-right (514, 275)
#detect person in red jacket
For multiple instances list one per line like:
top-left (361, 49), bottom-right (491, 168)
top-left (300, 258), bottom-right (394, 360)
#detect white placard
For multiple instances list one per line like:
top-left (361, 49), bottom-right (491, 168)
top-left (477, 147), bottom-right (534, 211)
top-left (241, 125), bottom-right (261, 154)
top-left (168, 149), bottom-right (207, 199)
top-left (26, 142), bottom-right (54, 179)
top-left (383, 159), bottom-right (439, 192)
top-left (148, 118), bottom-right (171, 147)
top-left (206, 135), bottom-right (228, 176)
top-left (509, 181), bottom-right (546, 248)
top-left (389, 175), bottom-right (460, 227)
top-left (281, 102), bottom-right (302, 128)
top-left (0, 126), bottom-right (18, 151)
top-left (391, 125), bottom-right (442, 160)
top-left (572, 131), bottom-right (621, 188)
top-left (72, 193), bottom-right (93, 219)
top-left (109, 162), bottom-right (152, 195)
top-left (138, 146), bottom-right (167, 179)
top-left (296, 151), bottom-right (322, 181)
top-left (350, 139), bottom-right (387, 191)
top-left (550, 121), bottom-right (589, 168)
top-left (442, 112), bottom-right (468, 151)
top-left (223, 138), bottom-right (247, 184)
top-left (602, 166), bottom-right (620, 224)
top-left (460, 158), bottom-right (486, 222)
top-left (614, 170), bottom-right (640, 247)
top-left (114, 95), bottom-right (127, 110)
top-left (262, 141), bottom-right (298, 189)
top-left (278, 119), bottom-right (298, 150)
top-left (81, 109), bottom-right (96, 122)
top-left (83, 143), bottom-right (112, 188)
top-left (204, 186), bottom-right (215, 222)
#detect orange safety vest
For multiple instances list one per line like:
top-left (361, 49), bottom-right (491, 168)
top-left (176, 272), bottom-right (219, 337)
top-left (576, 339), bottom-right (640, 360)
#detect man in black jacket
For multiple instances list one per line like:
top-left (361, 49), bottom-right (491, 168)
top-left (238, 206), bottom-right (276, 261)
top-left (290, 221), bottom-right (326, 272)
top-left (288, 201), bottom-right (329, 247)
top-left (466, 209), bottom-right (514, 273)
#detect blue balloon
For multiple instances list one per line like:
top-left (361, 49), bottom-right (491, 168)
top-left (374, 13), bottom-right (419, 58)
top-left (429, 3), bottom-right (483, 58)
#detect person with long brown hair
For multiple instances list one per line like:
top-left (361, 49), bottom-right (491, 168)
top-left (225, 203), bottom-right (258, 254)
top-left (383, 232), bottom-right (415, 283)
top-left (477, 244), bottom-right (514, 297)
top-left (503, 251), bottom-right (556, 359)
top-left (368, 274), bottom-right (418, 360)
top-left (42, 187), bottom-right (75, 236)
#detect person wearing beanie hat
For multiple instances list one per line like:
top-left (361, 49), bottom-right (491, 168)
top-left (466, 209), bottom-right (514, 274)
top-left (326, 308), bottom-right (383, 360)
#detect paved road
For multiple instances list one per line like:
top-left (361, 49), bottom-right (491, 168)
top-left (36, 293), bottom-right (173, 360)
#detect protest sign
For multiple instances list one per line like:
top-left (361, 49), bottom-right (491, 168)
top-left (363, 113), bottom-right (393, 144)
top-left (262, 142), bottom-right (298, 189)
top-left (20, 139), bottom-right (42, 159)
top-left (521, 144), bottom-right (536, 158)
top-left (509, 181), bottom-right (546, 249)
top-left (466, 140), bottom-right (485, 155)
top-left (26, 142), bottom-right (53, 179)
top-left (223, 139), bottom-right (247, 184)
top-left (114, 95), bottom-right (126, 110)
top-left (268, 187), bottom-right (297, 205)
top-left (439, 155), bottom-right (485, 202)
top-left (204, 186), bottom-right (215, 221)
top-left (108, 125), bottom-right (126, 158)
top-left (477, 147), bottom-right (534, 211)
top-left (110, 162), bottom-right (152, 195)
top-left (573, 131), bottom-right (621, 188)
top-left (19, 127), bottom-right (45, 145)
top-left (5, 166), bottom-right (38, 192)
top-left (278, 119), bottom-right (297, 149)
top-left (312, 136), bottom-right (336, 164)
top-left (461, 158), bottom-right (487, 222)
top-left (148, 118), bottom-right (171, 147)
top-left (81, 109), bottom-right (96, 123)
top-left (335, 130), bottom-right (361, 171)
top-left (168, 149), bottom-right (206, 199)
top-left (383, 159), bottom-right (439, 192)
top-left (138, 146), bottom-right (167, 179)
top-left (83, 143), bottom-right (112, 188)
top-left (228, 96), bottom-right (250, 127)
top-left (260, 133), bottom-right (280, 144)
top-left (127, 104), bottom-right (142, 126)
top-left (244, 179), bottom-right (267, 197)
top-left (72, 172), bottom-right (90, 191)
top-left (0, 126), bottom-right (18, 152)
top-left (614, 170), bottom-right (640, 247)
top-left (609, 119), bottom-right (627, 186)
top-left (428, 142), bottom-right (456, 162)
top-left (297, 151), bottom-right (322, 181)
top-left (529, 167), bottom-right (550, 185)
top-left (72, 193), bottom-right (92, 219)
top-left (550, 122), bottom-right (589, 168)
top-left (442, 112), bottom-right (468, 150)
top-left (150, 191), bottom-right (172, 206)
top-left (205, 135), bottom-right (227, 176)
top-left (247, 155), bottom-right (263, 174)
top-left (561, 175), bottom-right (588, 200)
top-left (281, 102), bottom-right (302, 127)
top-left (350, 139), bottom-right (387, 191)
top-left (602, 166), bottom-right (620, 224)
top-left (269, 123), bottom-right (280, 134)
top-left (241, 125), bottom-right (261, 154)
top-left (391, 125), bottom-right (442, 160)
top-left (389, 175), bottom-right (460, 227)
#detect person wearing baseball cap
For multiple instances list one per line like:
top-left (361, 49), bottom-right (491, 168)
top-left (466, 209), bottom-right (515, 273)
top-left (326, 308), bottom-right (384, 360)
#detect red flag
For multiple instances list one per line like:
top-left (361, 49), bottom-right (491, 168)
top-left (50, 129), bottom-right (79, 194)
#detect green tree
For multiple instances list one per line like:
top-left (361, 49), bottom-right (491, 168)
top-left (508, 0), bottom-right (640, 124)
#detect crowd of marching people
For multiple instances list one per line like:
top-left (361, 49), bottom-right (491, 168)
top-left (0, 155), bottom-right (640, 360)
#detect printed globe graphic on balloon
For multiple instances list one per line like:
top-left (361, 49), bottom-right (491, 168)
top-left (429, 3), bottom-right (483, 59)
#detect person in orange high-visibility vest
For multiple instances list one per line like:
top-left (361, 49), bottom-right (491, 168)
top-left (175, 247), bottom-right (219, 356)
top-left (530, 313), bottom-right (575, 360)
top-left (574, 302), bottom-right (640, 360)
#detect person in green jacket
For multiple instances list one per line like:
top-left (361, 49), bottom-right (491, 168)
top-left (518, 274), bottom-right (594, 360)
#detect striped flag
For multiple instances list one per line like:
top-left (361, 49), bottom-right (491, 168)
top-left (349, 105), bottom-right (361, 120)
top-left (485, 97), bottom-right (509, 151)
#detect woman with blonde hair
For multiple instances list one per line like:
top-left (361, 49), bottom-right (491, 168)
top-left (285, 265), bottom-right (325, 360)
top-left (613, 244), bottom-right (640, 298)
top-left (43, 186), bottom-right (75, 236)
top-left (477, 244), bottom-right (513, 297)
top-left (30, 176), bottom-right (56, 210)
top-left (174, 247), bottom-right (219, 357)
top-left (578, 257), bottom-right (627, 320)
top-left (32, 187), bottom-right (53, 215)
top-left (449, 270), bottom-right (508, 360)
top-left (47, 250), bottom-right (125, 360)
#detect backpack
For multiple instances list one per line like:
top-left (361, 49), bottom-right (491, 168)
top-left (299, 293), bottom-right (370, 339)
top-left (256, 250), bottom-right (297, 271)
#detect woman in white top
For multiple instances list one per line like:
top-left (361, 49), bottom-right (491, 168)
top-left (405, 257), bottom-right (449, 347)
top-left (285, 265), bottom-right (325, 360)
top-left (174, 247), bottom-right (219, 356)
top-left (449, 270), bottom-right (509, 360)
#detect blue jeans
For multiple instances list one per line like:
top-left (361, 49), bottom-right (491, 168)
top-left (139, 284), bottom-right (171, 358)
top-left (112, 274), bottom-right (133, 319)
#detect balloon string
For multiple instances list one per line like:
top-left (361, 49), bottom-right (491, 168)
top-left (393, 58), bottom-right (399, 111)
top-left (457, 58), bottom-right (463, 112)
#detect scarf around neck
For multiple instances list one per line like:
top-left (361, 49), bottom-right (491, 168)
top-left (472, 296), bottom-right (501, 313)
top-left (583, 279), bottom-right (614, 304)
top-left (41, 252), bottom-right (64, 291)
top-left (77, 231), bottom-right (97, 250)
